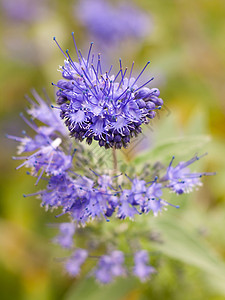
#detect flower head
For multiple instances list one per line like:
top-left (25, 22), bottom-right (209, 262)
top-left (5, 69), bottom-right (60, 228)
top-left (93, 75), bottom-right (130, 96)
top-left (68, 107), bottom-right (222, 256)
top-left (165, 155), bottom-right (216, 194)
top-left (53, 35), bottom-right (163, 149)
top-left (95, 250), bottom-right (125, 284)
top-left (7, 30), bottom-right (216, 285)
top-left (75, 0), bottom-right (152, 45)
top-left (1, 0), bottom-right (47, 23)
top-left (133, 250), bottom-right (155, 282)
top-left (65, 248), bottom-right (88, 276)
top-left (26, 89), bottom-right (67, 136)
top-left (53, 222), bottom-right (75, 249)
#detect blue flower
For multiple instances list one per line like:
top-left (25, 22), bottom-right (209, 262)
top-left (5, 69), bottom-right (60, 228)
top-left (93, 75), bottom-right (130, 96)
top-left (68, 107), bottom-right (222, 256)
top-left (165, 155), bottom-right (216, 194)
top-left (53, 35), bottom-right (163, 149)
top-left (75, 0), bottom-right (152, 45)
top-left (117, 190), bottom-right (140, 220)
top-left (7, 30), bottom-right (216, 285)
top-left (14, 135), bottom-right (73, 185)
top-left (143, 182), bottom-right (167, 216)
top-left (40, 174), bottom-right (74, 209)
top-left (95, 251), bottom-right (125, 284)
top-left (65, 248), bottom-right (88, 276)
top-left (6, 91), bottom-right (73, 185)
top-left (1, 0), bottom-right (47, 23)
top-left (53, 222), bottom-right (75, 249)
top-left (6, 132), bottom-right (48, 154)
top-left (26, 89), bottom-right (67, 136)
top-left (133, 250), bottom-right (155, 282)
top-left (130, 178), bottom-right (146, 204)
top-left (38, 171), bottom-right (118, 224)
top-left (6, 90), bottom-right (67, 155)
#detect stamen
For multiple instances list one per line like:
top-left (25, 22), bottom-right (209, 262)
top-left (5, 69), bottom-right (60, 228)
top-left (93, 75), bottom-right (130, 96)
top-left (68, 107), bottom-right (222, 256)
top-left (20, 113), bottom-right (38, 133)
top-left (51, 104), bottom-right (61, 110)
top-left (66, 50), bottom-right (82, 75)
top-left (12, 156), bottom-right (28, 160)
top-left (131, 61), bottom-right (151, 88)
top-left (91, 64), bottom-right (100, 83)
top-left (81, 67), bottom-right (99, 96)
top-left (115, 86), bottom-right (129, 102)
top-left (122, 89), bottom-right (133, 106)
top-left (107, 80), bottom-right (113, 97)
top-left (168, 156), bottom-right (175, 170)
top-left (183, 172), bottom-right (216, 178)
top-left (81, 76), bottom-right (99, 100)
top-left (31, 89), bottom-right (46, 106)
top-left (89, 168), bottom-right (99, 176)
top-left (42, 88), bottom-right (52, 104)
top-left (25, 94), bottom-right (36, 106)
top-left (112, 173), bottom-right (123, 178)
top-left (71, 148), bottom-right (77, 160)
top-left (134, 77), bottom-right (154, 92)
top-left (16, 160), bottom-right (29, 170)
top-left (6, 134), bottom-right (24, 142)
top-left (125, 173), bottom-right (132, 182)
top-left (87, 42), bottom-right (94, 66)
top-left (108, 65), bottom-right (113, 75)
top-left (91, 54), bottom-right (95, 64)
top-left (119, 58), bottom-right (123, 86)
top-left (78, 49), bottom-right (87, 68)
top-left (113, 68), bottom-right (123, 83)
top-left (146, 176), bottom-right (158, 185)
top-left (97, 53), bottom-right (102, 76)
top-left (45, 154), bottom-right (54, 174)
top-left (53, 36), bottom-right (67, 59)
top-left (71, 32), bottom-right (81, 64)
top-left (128, 61), bottom-right (134, 85)
top-left (162, 200), bottom-right (180, 209)
top-left (117, 67), bottom-right (128, 91)
top-left (35, 168), bottom-right (45, 186)
top-left (23, 191), bottom-right (45, 197)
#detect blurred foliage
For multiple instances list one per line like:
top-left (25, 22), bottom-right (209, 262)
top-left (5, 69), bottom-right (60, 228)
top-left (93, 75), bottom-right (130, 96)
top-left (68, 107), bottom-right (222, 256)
top-left (0, 0), bottom-right (225, 299)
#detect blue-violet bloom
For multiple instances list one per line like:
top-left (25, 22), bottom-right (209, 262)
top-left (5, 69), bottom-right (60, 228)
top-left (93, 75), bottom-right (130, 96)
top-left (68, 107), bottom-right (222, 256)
top-left (53, 34), bottom-right (163, 149)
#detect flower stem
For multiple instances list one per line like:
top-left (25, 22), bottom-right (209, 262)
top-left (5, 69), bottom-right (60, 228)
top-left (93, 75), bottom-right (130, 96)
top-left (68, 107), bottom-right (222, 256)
top-left (112, 147), bottom-right (117, 175)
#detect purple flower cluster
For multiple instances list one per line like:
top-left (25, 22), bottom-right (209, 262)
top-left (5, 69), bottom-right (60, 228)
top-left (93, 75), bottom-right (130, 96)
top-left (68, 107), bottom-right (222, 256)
top-left (63, 245), bottom-right (155, 283)
top-left (53, 35), bottom-right (162, 149)
top-left (6, 90), bottom-right (70, 185)
top-left (95, 250), bottom-right (126, 283)
top-left (53, 223), bottom-right (76, 249)
top-left (1, 0), bottom-right (47, 23)
top-left (65, 248), bottom-right (88, 277)
top-left (133, 250), bottom-right (156, 282)
top-left (8, 92), bottom-right (213, 223)
top-left (53, 222), bottom-right (155, 283)
top-left (8, 35), bottom-right (215, 284)
top-left (75, 0), bottom-right (151, 45)
top-left (164, 155), bottom-right (209, 194)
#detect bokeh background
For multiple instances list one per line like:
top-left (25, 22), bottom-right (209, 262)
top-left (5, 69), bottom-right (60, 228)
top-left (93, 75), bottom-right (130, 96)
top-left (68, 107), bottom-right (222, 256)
top-left (0, 0), bottom-right (225, 299)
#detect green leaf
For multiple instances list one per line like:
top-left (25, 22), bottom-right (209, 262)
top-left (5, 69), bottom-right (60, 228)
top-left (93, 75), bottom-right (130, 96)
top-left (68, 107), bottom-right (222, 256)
top-left (65, 277), bottom-right (138, 300)
top-left (133, 135), bottom-right (211, 165)
top-left (149, 213), bottom-right (225, 294)
top-left (186, 108), bottom-right (208, 135)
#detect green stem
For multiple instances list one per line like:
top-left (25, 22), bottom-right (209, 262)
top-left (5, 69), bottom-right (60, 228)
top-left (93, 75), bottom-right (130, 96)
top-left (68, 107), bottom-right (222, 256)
top-left (112, 147), bottom-right (118, 175)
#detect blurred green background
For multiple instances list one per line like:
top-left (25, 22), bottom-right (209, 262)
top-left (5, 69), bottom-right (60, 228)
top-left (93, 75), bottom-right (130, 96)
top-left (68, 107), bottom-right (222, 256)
top-left (0, 0), bottom-right (225, 299)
